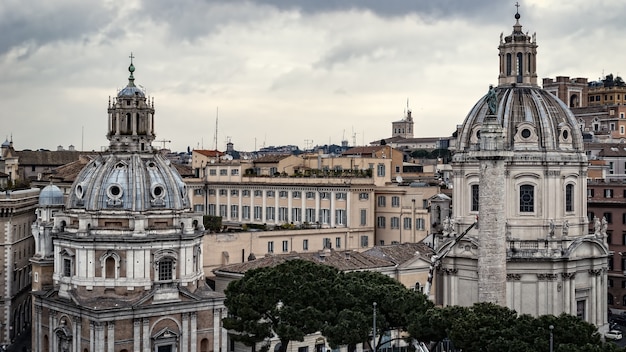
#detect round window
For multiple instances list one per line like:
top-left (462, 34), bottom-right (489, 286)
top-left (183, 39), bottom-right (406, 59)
top-left (151, 184), bottom-right (166, 199)
top-left (521, 128), bottom-right (531, 138)
top-left (75, 184), bottom-right (84, 199)
top-left (562, 130), bottom-right (569, 140)
top-left (107, 184), bottom-right (123, 199)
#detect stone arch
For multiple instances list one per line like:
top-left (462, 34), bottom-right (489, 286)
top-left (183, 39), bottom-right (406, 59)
top-left (200, 338), bottom-right (210, 352)
top-left (99, 251), bottom-right (121, 279)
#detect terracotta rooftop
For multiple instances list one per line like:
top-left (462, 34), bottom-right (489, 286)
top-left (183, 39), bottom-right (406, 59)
top-left (214, 248), bottom-right (396, 275)
top-left (194, 149), bottom-right (223, 157)
top-left (363, 242), bottom-right (433, 265)
top-left (253, 155), bottom-right (291, 163)
top-left (16, 150), bottom-right (98, 166)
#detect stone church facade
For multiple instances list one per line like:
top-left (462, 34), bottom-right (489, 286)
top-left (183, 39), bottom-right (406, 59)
top-left (30, 60), bottom-right (226, 352)
top-left (438, 10), bottom-right (609, 327)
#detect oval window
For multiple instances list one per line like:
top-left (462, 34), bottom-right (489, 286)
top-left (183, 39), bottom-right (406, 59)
top-left (562, 130), bottom-right (569, 140)
top-left (107, 184), bottom-right (123, 199)
top-left (521, 128), bottom-right (531, 138)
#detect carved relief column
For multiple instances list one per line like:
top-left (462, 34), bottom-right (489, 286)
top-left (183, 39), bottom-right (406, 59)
top-left (190, 312), bottom-right (198, 352)
top-left (133, 319), bottom-right (141, 352)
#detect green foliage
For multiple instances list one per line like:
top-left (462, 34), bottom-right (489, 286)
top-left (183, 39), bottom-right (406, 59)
top-left (203, 215), bottom-right (222, 232)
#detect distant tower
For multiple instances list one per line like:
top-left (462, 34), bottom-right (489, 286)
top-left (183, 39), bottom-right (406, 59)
top-left (497, 6), bottom-right (538, 86)
top-left (391, 102), bottom-right (414, 139)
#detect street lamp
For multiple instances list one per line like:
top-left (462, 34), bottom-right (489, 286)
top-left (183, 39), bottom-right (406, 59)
top-left (549, 325), bottom-right (554, 352)
top-left (373, 302), bottom-right (377, 352)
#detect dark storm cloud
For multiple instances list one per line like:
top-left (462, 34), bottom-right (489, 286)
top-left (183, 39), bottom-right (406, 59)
top-left (0, 1), bottom-right (117, 57)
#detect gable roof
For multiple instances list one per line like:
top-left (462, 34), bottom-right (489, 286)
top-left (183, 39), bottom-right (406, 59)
top-left (194, 149), bottom-right (224, 158)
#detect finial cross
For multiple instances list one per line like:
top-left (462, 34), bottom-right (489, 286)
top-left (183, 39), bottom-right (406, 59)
top-left (515, 2), bottom-right (520, 13)
top-left (129, 52), bottom-right (135, 64)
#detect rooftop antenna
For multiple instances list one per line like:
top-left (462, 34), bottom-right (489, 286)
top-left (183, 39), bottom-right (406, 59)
top-left (214, 107), bottom-right (219, 151)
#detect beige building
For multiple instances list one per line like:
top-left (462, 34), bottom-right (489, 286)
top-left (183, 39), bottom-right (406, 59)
top-left (0, 188), bottom-right (38, 349)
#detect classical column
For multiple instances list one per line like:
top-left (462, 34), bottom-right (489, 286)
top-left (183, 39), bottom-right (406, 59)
top-left (34, 306), bottom-right (42, 352)
top-left (221, 308), bottom-right (228, 352)
top-left (134, 319), bottom-right (141, 352)
top-left (143, 318), bottom-right (150, 352)
top-left (49, 310), bottom-right (56, 352)
top-left (190, 312), bottom-right (198, 352)
top-left (95, 322), bottom-right (105, 352)
top-left (90, 321), bottom-right (95, 352)
top-left (213, 308), bottom-right (221, 352)
top-left (330, 190), bottom-right (336, 228)
top-left (74, 316), bottom-right (82, 352)
top-left (107, 322), bottom-right (115, 352)
top-left (182, 313), bottom-right (189, 352)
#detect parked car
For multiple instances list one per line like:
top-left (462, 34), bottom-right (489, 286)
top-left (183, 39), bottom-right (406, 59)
top-left (605, 330), bottom-right (623, 341)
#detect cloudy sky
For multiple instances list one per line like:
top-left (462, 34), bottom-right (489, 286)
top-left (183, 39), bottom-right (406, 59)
top-left (0, 0), bottom-right (622, 152)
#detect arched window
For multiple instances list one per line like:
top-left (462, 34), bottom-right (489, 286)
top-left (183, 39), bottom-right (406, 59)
top-left (158, 258), bottom-right (174, 281)
top-left (201, 338), bottom-right (210, 352)
top-left (471, 184), bottom-right (479, 212)
top-left (565, 184), bottom-right (574, 212)
top-left (516, 52), bottom-right (523, 83)
top-left (519, 185), bottom-right (534, 212)
top-left (506, 53), bottom-right (512, 76)
top-left (105, 256), bottom-right (116, 278)
top-left (126, 113), bottom-right (131, 132)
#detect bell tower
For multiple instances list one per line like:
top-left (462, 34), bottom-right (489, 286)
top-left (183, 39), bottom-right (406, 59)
top-left (497, 4), bottom-right (538, 87)
top-left (107, 53), bottom-right (156, 152)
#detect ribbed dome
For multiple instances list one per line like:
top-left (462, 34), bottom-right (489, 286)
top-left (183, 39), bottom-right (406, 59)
top-left (68, 153), bottom-right (189, 211)
top-left (39, 184), bottom-right (64, 206)
top-left (118, 85), bottom-right (145, 97)
top-left (455, 86), bottom-right (584, 153)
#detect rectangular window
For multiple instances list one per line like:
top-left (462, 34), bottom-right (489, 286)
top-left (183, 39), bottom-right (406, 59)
top-left (605, 189), bottom-right (614, 198)
top-left (565, 184), bottom-right (573, 212)
top-left (391, 196), bottom-right (400, 207)
top-left (209, 169), bottom-right (217, 176)
top-left (320, 192), bottom-right (330, 199)
top-left (588, 189), bottom-right (594, 197)
top-left (242, 206), bottom-right (250, 220)
top-left (323, 238), bottom-right (331, 249)
top-left (416, 217), bottom-right (425, 230)
top-left (377, 196), bottom-right (386, 207)
top-left (306, 208), bottom-right (316, 223)
top-left (219, 205), bottom-right (227, 217)
top-left (335, 237), bottom-right (341, 249)
top-left (63, 258), bottom-right (72, 277)
top-left (231, 189), bottom-right (239, 196)
top-left (360, 209), bottom-right (367, 226)
top-left (359, 193), bottom-right (369, 200)
top-left (230, 205), bottom-right (239, 218)
top-left (293, 191), bottom-right (301, 199)
top-left (208, 204), bottom-right (216, 216)
top-left (377, 216), bottom-right (386, 228)
top-left (320, 208), bottom-right (330, 224)
top-left (279, 191), bottom-right (288, 198)
top-left (471, 184), bottom-right (480, 211)
top-left (254, 190), bottom-right (262, 197)
top-left (292, 208), bottom-right (302, 222)
top-left (609, 163), bottom-right (615, 175)
top-left (604, 212), bottom-right (613, 224)
top-left (336, 192), bottom-right (347, 200)
top-left (299, 346), bottom-right (309, 352)
top-left (390, 217), bottom-right (400, 229)
top-left (267, 191), bottom-right (275, 197)
top-left (267, 241), bottom-right (274, 253)
top-left (266, 207), bottom-right (275, 220)
top-left (306, 192), bottom-right (316, 199)
top-left (219, 189), bottom-right (227, 196)
top-left (193, 204), bottom-right (204, 212)
top-left (158, 260), bottom-right (173, 281)
top-left (278, 207), bottom-right (288, 222)
top-left (360, 235), bottom-right (369, 247)
top-left (282, 240), bottom-right (288, 252)
top-left (335, 209), bottom-right (346, 226)
top-left (254, 206), bottom-right (263, 220)
top-left (242, 190), bottom-right (250, 197)
top-left (377, 164), bottom-right (385, 177)
top-left (220, 169), bottom-right (227, 176)
top-left (194, 189), bottom-right (204, 195)
top-left (231, 169), bottom-right (239, 176)
top-left (403, 217), bottom-right (412, 230)
top-left (519, 185), bottom-right (534, 212)
top-left (303, 239), bottom-right (309, 251)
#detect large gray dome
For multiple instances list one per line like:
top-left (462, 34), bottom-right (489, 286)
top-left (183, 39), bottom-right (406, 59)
top-left (68, 153), bottom-right (189, 211)
top-left (455, 86), bottom-right (584, 153)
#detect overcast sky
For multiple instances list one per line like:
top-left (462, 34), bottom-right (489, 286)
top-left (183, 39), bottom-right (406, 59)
top-left (0, 0), bottom-right (623, 152)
